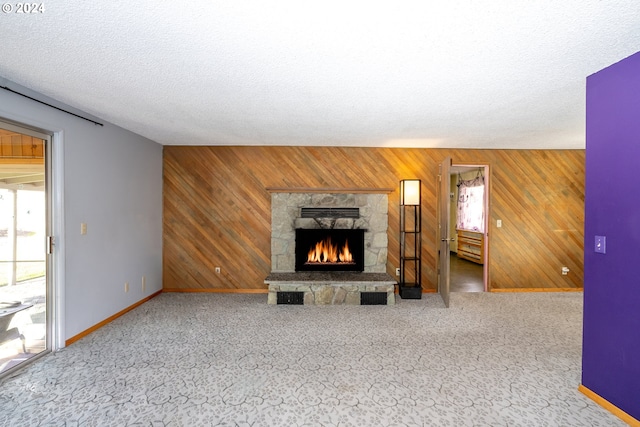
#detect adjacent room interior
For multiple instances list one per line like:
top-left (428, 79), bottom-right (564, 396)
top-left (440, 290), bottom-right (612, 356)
top-left (449, 164), bottom-right (488, 293)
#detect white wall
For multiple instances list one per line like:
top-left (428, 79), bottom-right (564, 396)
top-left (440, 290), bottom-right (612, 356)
top-left (0, 78), bottom-right (163, 342)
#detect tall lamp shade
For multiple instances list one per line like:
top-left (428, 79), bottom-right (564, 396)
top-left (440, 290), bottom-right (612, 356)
top-left (400, 179), bottom-right (421, 205)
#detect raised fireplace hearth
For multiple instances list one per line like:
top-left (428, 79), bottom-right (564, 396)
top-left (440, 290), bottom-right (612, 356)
top-left (265, 272), bottom-right (396, 305)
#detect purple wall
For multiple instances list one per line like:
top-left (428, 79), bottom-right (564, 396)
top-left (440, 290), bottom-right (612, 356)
top-left (583, 51), bottom-right (640, 420)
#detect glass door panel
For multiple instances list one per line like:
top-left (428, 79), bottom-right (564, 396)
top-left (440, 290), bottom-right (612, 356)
top-left (0, 126), bottom-right (48, 375)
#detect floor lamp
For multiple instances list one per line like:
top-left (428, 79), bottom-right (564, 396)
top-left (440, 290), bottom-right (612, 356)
top-left (399, 179), bottom-right (422, 299)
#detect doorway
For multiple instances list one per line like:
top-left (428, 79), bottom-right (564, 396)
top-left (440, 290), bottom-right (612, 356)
top-left (0, 122), bottom-right (51, 376)
top-left (449, 164), bottom-right (489, 292)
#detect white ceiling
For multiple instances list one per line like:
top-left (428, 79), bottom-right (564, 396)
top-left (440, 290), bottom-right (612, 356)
top-left (1, 1), bottom-right (640, 149)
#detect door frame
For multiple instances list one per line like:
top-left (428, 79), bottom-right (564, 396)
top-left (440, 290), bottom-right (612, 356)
top-left (450, 163), bottom-right (490, 291)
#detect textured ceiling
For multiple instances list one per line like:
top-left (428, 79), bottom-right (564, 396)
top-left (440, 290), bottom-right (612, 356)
top-left (1, 1), bottom-right (640, 148)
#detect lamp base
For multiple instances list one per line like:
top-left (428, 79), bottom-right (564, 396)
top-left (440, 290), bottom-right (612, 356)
top-left (399, 285), bottom-right (422, 299)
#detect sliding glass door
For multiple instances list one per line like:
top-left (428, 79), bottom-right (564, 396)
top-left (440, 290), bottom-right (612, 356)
top-left (0, 122), bottom-right (50, 376)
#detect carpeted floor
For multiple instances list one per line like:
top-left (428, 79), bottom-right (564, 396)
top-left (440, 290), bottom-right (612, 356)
top-left (0, 292), bottom-right (624, 426)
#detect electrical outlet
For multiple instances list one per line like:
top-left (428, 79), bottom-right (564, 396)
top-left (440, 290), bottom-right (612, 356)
top-left (215, 267), bottom-right (221, 274)
top-left (125, 282), bottom-right (129, 293)
top-left (80, 222), bottom-right (87, 235)
top-left (395, 268), bottom-right (400, 276)
top-left (142, 276), bottom-right (146, 292)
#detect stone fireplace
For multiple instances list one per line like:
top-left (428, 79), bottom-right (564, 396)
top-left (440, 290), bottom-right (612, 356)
top-left (266, 191), bottom-right (396, 304)
top-left (270, 192), bottom-right (389, 273)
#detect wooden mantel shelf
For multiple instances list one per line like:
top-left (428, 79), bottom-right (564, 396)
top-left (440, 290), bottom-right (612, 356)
top-left (266, 187), bottom-right (395, 194)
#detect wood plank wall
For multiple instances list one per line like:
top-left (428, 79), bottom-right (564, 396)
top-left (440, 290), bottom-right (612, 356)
top-left (0, 129), bottom-right (45, 159)
top-left (163, 146), bottom-right (584, 291)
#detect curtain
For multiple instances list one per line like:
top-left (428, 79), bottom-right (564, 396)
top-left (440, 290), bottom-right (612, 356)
top-left (456, 175), bottom-right (485, 233)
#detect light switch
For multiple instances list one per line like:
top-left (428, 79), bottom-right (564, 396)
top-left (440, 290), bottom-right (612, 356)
top-left (80, 223), bottom-right (87, 235)
top-left (595, 235), bottom-right (606, 254)
top-left (497, 219), bottom-right (502, 228)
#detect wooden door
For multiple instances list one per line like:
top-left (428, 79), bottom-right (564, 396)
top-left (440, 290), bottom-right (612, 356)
top-left (438, 157), bottom-right (452, 307)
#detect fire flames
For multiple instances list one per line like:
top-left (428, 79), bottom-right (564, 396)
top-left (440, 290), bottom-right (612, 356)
top-left (307, 237), bottom-right (354, 264)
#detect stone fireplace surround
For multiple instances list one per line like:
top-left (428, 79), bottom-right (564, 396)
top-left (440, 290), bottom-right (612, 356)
top-left (265, 190), bottom-right (396, 305)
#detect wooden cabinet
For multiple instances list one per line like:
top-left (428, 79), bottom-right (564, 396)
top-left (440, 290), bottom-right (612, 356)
top-left (456, 229), bottom-right (484, 264)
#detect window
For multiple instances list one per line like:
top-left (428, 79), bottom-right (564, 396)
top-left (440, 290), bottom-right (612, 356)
top-left (456, 175), bottom-right (485, 233)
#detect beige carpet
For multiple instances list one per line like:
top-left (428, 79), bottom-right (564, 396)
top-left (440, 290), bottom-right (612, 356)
top-left (0, 292), bottom-right (624, 426)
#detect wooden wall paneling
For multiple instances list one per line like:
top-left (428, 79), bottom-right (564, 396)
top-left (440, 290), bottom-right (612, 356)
top-left (0, 133), bottom-right (44, 159)
top-left (1, 135), bottom-right (12, 156)
top-left (35, 137), bottom-right (44, 157)
top-left (11, 135), bottom-right (21, 157)
top-left (163, 148), bottom-right (271, 291)
top-left (163, 146), bottom-right (584, 292)
top-left (487, 150), bottom-right (584, 289)
top-left (24, 135), bottom-right (44, 158)
top-left (21, 135), bottom-right (30, 157)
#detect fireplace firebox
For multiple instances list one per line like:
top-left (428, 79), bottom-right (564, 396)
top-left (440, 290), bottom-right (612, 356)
top-left (295, 229), bottom-right (365, 272)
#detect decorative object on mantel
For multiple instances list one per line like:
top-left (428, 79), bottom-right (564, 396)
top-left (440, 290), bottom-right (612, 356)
top-left (399, 179), bottom-right (422, 299)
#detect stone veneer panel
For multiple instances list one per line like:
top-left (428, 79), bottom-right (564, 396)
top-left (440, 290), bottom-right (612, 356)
top-left (266, 283), bottom-right (395, 305)
top-left (265, 273), bottom-right (396, 305)
top-left (270, 193), bottom-right (389, 273)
